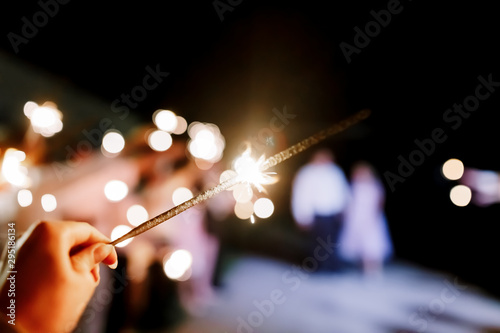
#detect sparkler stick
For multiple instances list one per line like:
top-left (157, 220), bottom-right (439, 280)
top-left (109, 176), bottom-right (241, 246)
top-left (109, 108), bottom-right (370, 246)
top-left (260, 108), bottom-right (371, 170)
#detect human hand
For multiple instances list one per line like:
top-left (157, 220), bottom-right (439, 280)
top-left (0, 220), bottom-right (118, 333)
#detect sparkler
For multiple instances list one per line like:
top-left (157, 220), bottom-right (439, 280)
top-left (109, 109), bottom-right (371, 246)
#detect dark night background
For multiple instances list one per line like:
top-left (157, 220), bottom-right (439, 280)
top-left (1, 0), bottom-right (499, 300)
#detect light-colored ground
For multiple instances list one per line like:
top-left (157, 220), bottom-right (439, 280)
top-left (173, 256), bottom-right (500, 333)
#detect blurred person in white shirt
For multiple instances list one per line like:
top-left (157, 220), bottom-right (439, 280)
top-left (291, 147), bottom-right (351, 272)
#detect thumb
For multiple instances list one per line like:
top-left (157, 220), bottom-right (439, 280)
top-left (71, 243), bottom-right (118, 275)
top-left (93, 244), bottom-right (118, 269)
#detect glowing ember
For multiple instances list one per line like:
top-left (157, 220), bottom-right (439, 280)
top-left (233, 151), bottom-right (276, 192)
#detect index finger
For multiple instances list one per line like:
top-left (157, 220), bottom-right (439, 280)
top-left (57, 221), bottom-right (111, 250)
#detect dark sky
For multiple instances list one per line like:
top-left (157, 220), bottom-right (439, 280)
top-left (1, 1), bottom-right (500, 297)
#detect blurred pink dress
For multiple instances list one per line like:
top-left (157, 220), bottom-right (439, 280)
top-left (339, 167), bottom-right (393, 264)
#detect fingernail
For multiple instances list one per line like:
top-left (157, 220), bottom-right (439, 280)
top-left (108, 260), bottom-right (118, 270)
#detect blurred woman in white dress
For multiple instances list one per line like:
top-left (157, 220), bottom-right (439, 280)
top-left (339, 161), bottom-right (393, 278)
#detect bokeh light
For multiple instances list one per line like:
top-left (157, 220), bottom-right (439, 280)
top-left (17, 189), bottom-right (33, 207)
top-left (127, 204), bottom-right (149, 227)
top-left (442, 158), bottom-right (464, 180)
top-left (163, 249), bottom-right (193, 281)
top-left (153, 109), bottom-right (178, 132)
top-left (102, 130), bottom-right (125, 156)
top-left (188, 131), bottom-right (217, 160)
top-left (187, 122), bottom-right (225, 164)
top-left (23, 101), bottom-right (38, 118)
top-left (41, 194), bottom-right (57, 212)
top-left (254, 197), bottom-right (274, 218)
top-left (450, 185), bottom-right (472, 207)
top-left (104, 180), bottom-right (129, 202)
top-left (111, 225), bottom-right (134, 247)
top-left (172, 187), bottom-right (193, 206)
top-left (1, 148), bottom-right (29, 187)
top-left (148, 129), bottom-right (173, 152)
top-left (234, 201), bottom-right (254, 219)
top-left (31, 107), bottom-right (57, 128)
top-left (24, 101), bottom-right (63, 137)
top-left (173, 115), bottom-right (188, 135)
top-left (462, 169), bottom-right (498, 195)
top-left (193, 158), bottom-right (214, 170)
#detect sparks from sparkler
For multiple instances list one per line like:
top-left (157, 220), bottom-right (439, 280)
top-left (109, 109), bottom-right (371, 246)
top-left (233, 149), bottom-right (277, 192)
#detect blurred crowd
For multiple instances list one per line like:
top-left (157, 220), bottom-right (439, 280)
top-left (0, 112), bottom-right (235, 332)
